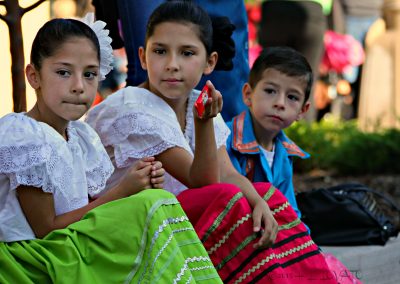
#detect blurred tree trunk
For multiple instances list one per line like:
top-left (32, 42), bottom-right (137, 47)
top-left (0, 0), bottom-right (47, 113)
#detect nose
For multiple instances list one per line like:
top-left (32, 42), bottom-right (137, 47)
top-left (71, 75), bottom-right (84, 94)
top-left (166, 53), bottom-right (179, 71)
top-left (273, 93), bottom-right (285, 110)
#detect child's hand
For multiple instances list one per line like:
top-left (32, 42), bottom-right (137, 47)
top-left (150, 160), bottom-right (165, 188)
top-left (252, 199), bottom-right (278, 249)
top-left (194, 80), bottom-right (223, 120)
top-left (118, 157), bottom-right (155, 195)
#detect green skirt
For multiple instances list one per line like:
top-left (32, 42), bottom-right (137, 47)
top-left (0, 189), bottom-right (222, 284)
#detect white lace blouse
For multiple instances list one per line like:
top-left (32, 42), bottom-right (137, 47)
top-left (86, 86), bottom-right (231, 196)
top-left (0, 113), bottom-right (114, 242)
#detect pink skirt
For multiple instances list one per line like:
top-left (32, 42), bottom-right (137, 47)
top-left (178, 182), bottom-right (340, 283)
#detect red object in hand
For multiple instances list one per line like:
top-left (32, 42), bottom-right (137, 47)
top-left (194, 85), bottom-right (209, 117)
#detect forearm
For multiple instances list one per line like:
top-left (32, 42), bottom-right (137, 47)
top-left (25, 184), bottom-right (131, 238)
top-left (53, 182), bottom-right (137, 226)
top-left (190, 118), bottom-right (220, 185)
top-left (221, 171), bottom-right (263, 207)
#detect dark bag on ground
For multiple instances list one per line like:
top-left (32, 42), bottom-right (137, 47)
top-left (296, 183), bottom-right (400, 246)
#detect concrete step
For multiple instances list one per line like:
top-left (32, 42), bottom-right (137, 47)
top-left (321, 235), bottom-right (400, 284)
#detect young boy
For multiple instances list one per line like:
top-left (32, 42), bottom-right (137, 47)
top-left (225, 46), bottom-right (312, 218)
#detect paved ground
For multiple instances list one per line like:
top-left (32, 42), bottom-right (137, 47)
top-left (322, 234), bottom-right (400, 284)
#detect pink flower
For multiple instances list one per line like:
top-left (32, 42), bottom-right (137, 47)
top-left (249, 44), bottom-right (262, 68)
top-left (321, 30), bottom-right (365, 74)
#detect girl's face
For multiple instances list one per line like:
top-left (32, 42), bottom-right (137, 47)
top-left (26, 37), bottom-right (99, 125)
top-left (139, 22), bottom-right (216, 103)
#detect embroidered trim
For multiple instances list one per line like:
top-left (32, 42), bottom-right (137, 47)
top-left (173, 256), bottom-right (213, 284)
top-left (278, 219), bottom-right (302, 231)
top-left (207, 185), bottom-right (281, 257)
top-left (153, 248), bottom-right (218, 283)
top-left (233, 240), bottom-right (315, 284)
top-left (282, 141), bottom-right (306, 157)
top-left (262, 185), bottom-right (276, 202)
top-left (208, 213), bottom-right (252, 255)
top-left (185, 275), bottom-right (193, 284)
top-left (201, 191), bottom-right (244, 242)
top-left (216, 233), bottom-right (259, 271)
top-left (181, 265), bottom-right (218, 284)
top-left (153, 245), bottom-right (182, 282)
top-left (138, 223), bottom-right (193, 284)
top-left (208, 200), bottom-right (291, 256)
top-left (233, 112), bottom-right (259, 153)
top-left (207, 201), bottom-right (289, 255)
top-left (272, 201), bottom-right (290, 214)
top-left (124, 198), bottom-right (180, 284)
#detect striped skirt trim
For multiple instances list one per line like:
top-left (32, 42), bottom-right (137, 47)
top-left (178, 183), bottom-right (338, 284)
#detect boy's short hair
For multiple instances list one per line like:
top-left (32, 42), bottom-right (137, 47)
top-left (249, 46), bottom-right (313, 103)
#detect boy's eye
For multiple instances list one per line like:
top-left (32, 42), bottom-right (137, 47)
top-left (287, 94), bottom-right (300, 102)
top-left (264, 88), bottom-right (276, 94)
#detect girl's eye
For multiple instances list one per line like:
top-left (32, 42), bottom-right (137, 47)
top-left (154, 48), bottom-right (166, 55)
top-left (182, 50), bottom-right (194, 57)
top-left (84, 71), bottom-right (98, 79)
top-left (56, 70), bottom-right (70, 77)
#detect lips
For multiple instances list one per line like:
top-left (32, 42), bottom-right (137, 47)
top-left (63, 101), bottom-right (87, 105)
top-left (268, 115), bottom-right (283, 121)
top-left (163, 78), bottom-right (182, 83)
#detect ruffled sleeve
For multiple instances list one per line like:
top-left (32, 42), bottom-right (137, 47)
top-left (0, 113), bottom-right (73, 194)
top-left (70, 121), bottom-right (114, 197)
top-left (0, 114), bottom-right (114, 198)
top-left (213, 113), bottom-right (231, 149)
top-left (86, 87), bottom-right (192, 168)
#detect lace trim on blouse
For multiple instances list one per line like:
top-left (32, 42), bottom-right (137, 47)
top-left (0, 113), bottom-right (113, 198)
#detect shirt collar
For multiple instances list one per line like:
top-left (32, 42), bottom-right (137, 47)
top-left (232, 110), bottom-right (259, 153)
top-left (232, 109), bottom-right (309, 158)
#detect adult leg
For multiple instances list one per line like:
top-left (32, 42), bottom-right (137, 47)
top-left (195, 0), bottom-right (249, 121)
top-left (116, 0), bottom-right (163, 86)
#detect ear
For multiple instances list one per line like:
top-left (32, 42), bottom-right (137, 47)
top-left (296, 101), bottom-right (311, 120)
top-left (25, 64), bottom-right (40, 89)
top-left (242, 83), bottom-right (253, 107)
top-left (138, 46), bottom-right (147, 70)
top-left (203, 51), bottom-right (218, 75)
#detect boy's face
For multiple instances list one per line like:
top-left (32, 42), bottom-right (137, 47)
top-left (243, 68), bottom-right (310, 137)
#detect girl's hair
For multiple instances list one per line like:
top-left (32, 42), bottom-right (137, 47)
top-left (30, 18), bottom-right (100, 70)
top-left (249, 46), bottom-right (314, 103)
top-left (145, 0), bottom-right (235, 71)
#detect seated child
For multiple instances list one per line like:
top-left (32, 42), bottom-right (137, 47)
top-left (0, 15), bottom-right (222, 283)
top-left (86, 2), bottom-right (340, 283)
top-left (226, 46), bottom-right (362, 284)
top-left (226, 46), bottom-right (312, 218)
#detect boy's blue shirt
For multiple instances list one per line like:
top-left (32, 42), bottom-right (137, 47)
top-left (226, 109), bottom-right (310, 219)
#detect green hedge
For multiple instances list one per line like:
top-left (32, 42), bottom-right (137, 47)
top-left (285, 118), bottom-right (400, 175)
